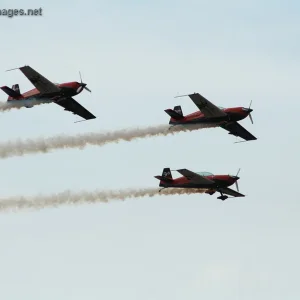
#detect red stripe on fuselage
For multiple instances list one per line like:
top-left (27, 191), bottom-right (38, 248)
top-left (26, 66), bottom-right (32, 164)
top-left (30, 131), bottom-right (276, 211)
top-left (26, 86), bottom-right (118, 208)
top-left (170, 107), bottom-right (249, 124)
top-left (20, 81), bottom-right (81, 99)
top-left (161, 174), bottom-right (237, 188)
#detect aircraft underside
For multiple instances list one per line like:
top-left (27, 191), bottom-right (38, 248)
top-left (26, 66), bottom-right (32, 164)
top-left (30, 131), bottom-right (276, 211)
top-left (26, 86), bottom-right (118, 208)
top-left (159, 183), bottom-right (230, 200)
top-left (8, 97), bottom-right (54, 108)
top-left (170, 116), bottom-right (226, 125)
top-left (169, 112), bottom-right (244, 125)
top-left (159, 182), bottom-right (227, 189)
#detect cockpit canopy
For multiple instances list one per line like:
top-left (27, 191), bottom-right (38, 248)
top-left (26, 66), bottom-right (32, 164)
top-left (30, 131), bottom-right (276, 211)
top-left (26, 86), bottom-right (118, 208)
top-left (196, 171), bottom-right (214, 177)
top-left (218, 106), bottom-right (225, 110)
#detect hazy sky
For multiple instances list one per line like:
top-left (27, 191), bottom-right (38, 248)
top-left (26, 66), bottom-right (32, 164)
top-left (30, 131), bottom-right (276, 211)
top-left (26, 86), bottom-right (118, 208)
top-left (0, 0), bottom-right (299, 299)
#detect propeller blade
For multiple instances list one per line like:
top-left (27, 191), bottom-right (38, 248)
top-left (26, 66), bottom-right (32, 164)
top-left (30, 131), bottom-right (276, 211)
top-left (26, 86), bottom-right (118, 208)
top-left (236, 168), bottom-right (241, 177)
top-left (84, 86), bottom-right (91, 93)
top-left (235, 181), bottom-right (239, 192)
top-left (248, 99), bottom-right (252, 109)
top-left (79, 71), bottom-right (82, 83)
top-left (249, 113), bottom-right (253, 124)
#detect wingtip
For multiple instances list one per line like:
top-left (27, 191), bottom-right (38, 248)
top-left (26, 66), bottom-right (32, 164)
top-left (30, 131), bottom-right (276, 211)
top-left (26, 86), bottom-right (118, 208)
top-left (74, 119), bottom-right (87, 123)
top-left (5, 65), bottom-right (29, 72)
top-left (5, 66), bottom-right (21, 72)
top-left (174, 93), bottom-right (192, 98)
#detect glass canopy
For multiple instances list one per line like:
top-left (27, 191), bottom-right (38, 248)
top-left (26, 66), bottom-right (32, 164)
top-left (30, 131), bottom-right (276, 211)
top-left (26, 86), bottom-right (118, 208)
top-left (196, 171), bottom-right (214, 177)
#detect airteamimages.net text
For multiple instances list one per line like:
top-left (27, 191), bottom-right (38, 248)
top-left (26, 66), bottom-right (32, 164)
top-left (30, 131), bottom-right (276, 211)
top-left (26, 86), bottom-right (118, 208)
top-left (0, 8), bottom-right (42, 17)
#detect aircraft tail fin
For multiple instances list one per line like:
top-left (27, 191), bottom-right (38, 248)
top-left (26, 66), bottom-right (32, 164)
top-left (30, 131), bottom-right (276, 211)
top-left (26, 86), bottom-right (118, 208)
top-left (154, 168), bottom-right (174, 186)
top-left (164, 105), bottom-right (184, 123)
top-left (1, 84), bottom-right (22, 101)
top-left (12, 84), bottom-right (20, 94)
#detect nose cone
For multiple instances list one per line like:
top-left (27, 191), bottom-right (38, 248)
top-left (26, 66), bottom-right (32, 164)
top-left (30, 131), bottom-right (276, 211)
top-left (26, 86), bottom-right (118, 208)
top-left (80, 82), bottom-right (91, 93)
top-left (230, 175), bottom-right (239, 181)
top-left (242, 108), bottom-right (253, 113)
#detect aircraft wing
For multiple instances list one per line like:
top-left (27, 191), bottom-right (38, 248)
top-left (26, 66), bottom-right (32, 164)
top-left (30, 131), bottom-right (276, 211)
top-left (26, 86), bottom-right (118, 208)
top-left (218, 187), bottom-right (245, 198)
top-left (221, 121), bottom-right (257, 141)
top-left (55, 97), bottom-right (96, 120)
top-left (188, 93), bottom-right (227, 117)
top-left (176, 169), bottom-right (215, 185)
top-left (18, 65), bottom-right (60, 94)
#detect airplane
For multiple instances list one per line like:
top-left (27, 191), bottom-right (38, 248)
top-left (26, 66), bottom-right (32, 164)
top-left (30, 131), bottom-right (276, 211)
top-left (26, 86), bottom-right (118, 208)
top-left (0, 65), bottom-right (96, 121)
top-left (154, 167), bottom-right (245, 200)
top-left (164, 92), bottom-right (256, 142)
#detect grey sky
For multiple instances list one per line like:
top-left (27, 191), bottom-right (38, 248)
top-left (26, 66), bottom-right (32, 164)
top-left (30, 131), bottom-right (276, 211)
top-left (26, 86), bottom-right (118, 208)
top-left (0, 0), bottom-right (299, 299)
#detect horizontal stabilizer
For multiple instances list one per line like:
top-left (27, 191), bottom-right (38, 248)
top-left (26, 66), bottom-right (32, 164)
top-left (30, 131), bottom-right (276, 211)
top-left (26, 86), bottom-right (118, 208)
top-left (155, 167), bottom-right (173, 184)
top-left (1, 86), bottom-right (21, 98)
top-left (154, 175), bottom-right (173, 183)
top-left (164, 109), bottom-right (184, 120)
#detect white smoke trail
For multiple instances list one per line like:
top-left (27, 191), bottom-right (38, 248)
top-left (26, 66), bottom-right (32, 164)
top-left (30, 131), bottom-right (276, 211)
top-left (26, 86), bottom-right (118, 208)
top-left (0, 98), bottom-right (52, 111)
top-left (0, 123), bottom-right (217, 159)
top-left (0, 187), bottom-right (207, 213)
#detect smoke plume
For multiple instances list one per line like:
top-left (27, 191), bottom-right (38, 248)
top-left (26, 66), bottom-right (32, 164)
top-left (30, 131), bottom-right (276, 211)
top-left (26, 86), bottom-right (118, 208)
top-left (0, 123), bottom-right (217, 159)
top-left (0, 98), bottom-right (52, 112)
top-left (0, 187), bottom-right (207, 213)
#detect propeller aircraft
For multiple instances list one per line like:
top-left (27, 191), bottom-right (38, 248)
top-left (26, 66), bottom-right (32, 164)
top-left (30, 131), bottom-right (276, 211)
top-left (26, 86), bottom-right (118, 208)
top-left (155, 167), bottom-right (244, 200)
top-left (164, 92), bottom-right (256, 142)
top-left (1, 65), bottom-right (96, 121)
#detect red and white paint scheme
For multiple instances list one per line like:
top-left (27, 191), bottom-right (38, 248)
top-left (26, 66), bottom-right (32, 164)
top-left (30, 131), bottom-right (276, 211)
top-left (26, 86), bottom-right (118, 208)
top-left (155, 168), bottom-right (244, 200)
top-left (164, 93), bottom-right (256, 141)
top-left (1, 65), bottom-right (96, 121)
